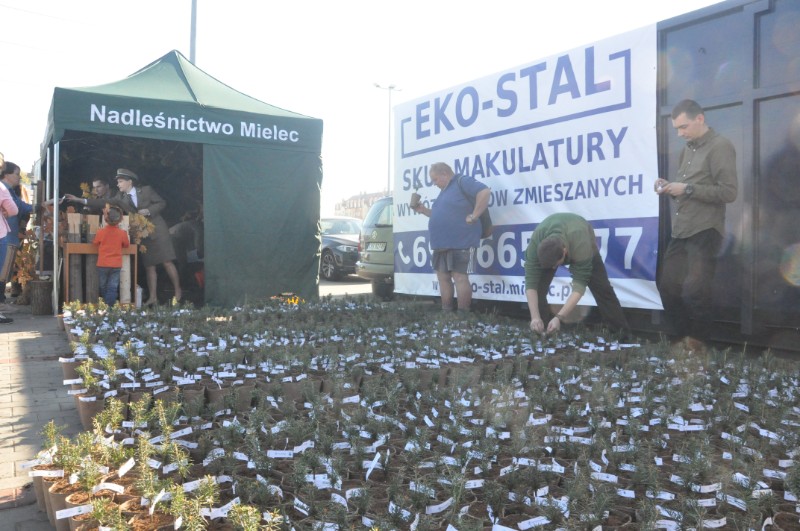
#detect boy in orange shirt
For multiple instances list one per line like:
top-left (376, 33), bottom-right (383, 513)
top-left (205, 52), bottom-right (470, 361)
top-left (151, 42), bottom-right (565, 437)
top-left (93, 206), bottom-right (130, 305)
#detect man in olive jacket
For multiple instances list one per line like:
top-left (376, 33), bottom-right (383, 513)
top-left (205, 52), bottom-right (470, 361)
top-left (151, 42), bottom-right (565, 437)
top-left (654, 99), bottom-right (737, 352)
top-left (525, 212), bottom-right (629, 336)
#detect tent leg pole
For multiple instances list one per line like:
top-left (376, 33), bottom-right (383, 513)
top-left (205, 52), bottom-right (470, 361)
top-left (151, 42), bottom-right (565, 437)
top-left (52, 144), bottom-right (60, 317)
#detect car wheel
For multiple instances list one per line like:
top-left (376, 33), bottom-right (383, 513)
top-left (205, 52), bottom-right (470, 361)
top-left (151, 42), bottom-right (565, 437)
top-left (372, 279), bottom-right (394, 300)
top-left (321, 250), bottom-right (341, 281)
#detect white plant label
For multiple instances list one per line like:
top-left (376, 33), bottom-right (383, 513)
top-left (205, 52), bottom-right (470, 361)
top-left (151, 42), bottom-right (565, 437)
top-left (56, 503), bottom-right (93, 520)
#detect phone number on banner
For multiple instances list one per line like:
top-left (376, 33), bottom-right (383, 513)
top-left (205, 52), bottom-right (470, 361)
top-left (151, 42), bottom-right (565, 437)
top-left (394, 218), bottom-right (659, 280)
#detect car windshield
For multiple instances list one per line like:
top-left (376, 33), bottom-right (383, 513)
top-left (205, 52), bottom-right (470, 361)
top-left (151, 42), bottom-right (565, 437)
top-left (363, 198), bottom-right (392, 227)
top-left (321, 218), bottom-right (362, 235)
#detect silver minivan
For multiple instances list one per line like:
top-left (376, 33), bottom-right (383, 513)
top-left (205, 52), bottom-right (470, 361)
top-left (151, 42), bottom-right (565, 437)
top-left (356, 196), bottom-right (394, 299)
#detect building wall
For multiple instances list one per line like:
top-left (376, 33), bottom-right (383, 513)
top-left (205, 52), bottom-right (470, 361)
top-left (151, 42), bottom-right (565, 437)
top-left (333, 191), bottom-right (386, 219)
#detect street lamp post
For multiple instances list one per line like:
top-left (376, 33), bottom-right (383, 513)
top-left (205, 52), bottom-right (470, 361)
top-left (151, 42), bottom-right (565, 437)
top-left (190, 0), bottom-right (197, 63)
top-left (374, 83), bottom-right (400, 194)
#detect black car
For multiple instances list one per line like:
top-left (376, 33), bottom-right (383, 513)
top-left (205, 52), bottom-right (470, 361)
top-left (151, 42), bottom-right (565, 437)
top-left (320, 217), bottom-right (362, 281)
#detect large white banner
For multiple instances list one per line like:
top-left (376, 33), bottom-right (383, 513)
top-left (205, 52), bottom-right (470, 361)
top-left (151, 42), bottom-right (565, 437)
top-left (393, 25), bottom-right (662, 310)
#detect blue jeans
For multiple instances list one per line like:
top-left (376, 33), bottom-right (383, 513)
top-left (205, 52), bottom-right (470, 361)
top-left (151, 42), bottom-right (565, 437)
top-left (98, 267), bottom-right (121, 305)
top-left (0, 237), bottom-right (8, 303)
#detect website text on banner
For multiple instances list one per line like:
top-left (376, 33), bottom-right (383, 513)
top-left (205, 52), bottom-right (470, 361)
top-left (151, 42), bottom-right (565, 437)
top-left (392, 25), bottom-right (662, 310)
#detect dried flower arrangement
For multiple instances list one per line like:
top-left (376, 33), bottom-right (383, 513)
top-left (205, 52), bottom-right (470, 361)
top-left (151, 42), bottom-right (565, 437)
top-left (12, 228), bottom-right (39, 287)
top-left (127, 212), bottom-right (155, 253)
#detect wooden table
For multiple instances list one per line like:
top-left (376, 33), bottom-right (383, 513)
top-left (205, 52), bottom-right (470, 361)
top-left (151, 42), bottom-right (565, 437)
top-left (63, 243), bottom-right (138, 303)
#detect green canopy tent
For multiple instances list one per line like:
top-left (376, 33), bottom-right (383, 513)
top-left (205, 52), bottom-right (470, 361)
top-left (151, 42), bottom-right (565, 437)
top-left (40, 50), bottom-right (323, 308)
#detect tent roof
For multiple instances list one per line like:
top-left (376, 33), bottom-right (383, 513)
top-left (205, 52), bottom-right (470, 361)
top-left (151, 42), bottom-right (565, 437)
top-left (73, 50), bottom-right (310, 118)
top-left (44, 50), bottom-right (322, 152)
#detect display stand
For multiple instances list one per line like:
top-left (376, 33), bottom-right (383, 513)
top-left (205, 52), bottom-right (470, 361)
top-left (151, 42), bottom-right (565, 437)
top-left (62, 243), bottom-right (138, 304)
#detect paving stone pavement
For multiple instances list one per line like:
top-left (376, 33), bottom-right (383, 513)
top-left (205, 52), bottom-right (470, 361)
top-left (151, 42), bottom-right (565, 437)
top-left (0, 302), bottom-right (81, 530)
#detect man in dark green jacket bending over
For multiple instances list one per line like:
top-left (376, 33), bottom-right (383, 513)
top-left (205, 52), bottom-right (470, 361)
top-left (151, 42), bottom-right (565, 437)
top-left (525, 213), bottom-right (629, 336)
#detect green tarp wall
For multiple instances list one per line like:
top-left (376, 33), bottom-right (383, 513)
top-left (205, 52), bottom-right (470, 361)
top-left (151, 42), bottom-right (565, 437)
top-left (42, 50), bottom-right (323, 305)
top-left (204, 145), bottom-right (322, 305)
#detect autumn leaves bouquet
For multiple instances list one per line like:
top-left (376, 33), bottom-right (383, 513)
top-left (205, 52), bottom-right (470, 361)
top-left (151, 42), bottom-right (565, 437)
top-left (126, 212), bottom-right (155, 253)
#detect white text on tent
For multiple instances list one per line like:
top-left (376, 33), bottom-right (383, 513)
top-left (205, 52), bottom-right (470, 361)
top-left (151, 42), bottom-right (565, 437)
top-left (240, 122), bottom-right (300, 142)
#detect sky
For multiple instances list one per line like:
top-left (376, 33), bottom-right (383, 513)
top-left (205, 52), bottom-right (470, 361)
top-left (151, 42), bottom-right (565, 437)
top-left (1, 0), bottom-right (723, 215)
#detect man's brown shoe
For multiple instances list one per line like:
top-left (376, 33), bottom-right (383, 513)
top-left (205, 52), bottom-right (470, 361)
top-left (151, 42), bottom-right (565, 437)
top-left (684, 336), bottom-right (708, 355)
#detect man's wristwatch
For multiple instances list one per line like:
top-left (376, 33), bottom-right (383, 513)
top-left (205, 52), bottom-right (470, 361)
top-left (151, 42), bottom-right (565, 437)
top-left (684, 184), bottom-right (694, 197)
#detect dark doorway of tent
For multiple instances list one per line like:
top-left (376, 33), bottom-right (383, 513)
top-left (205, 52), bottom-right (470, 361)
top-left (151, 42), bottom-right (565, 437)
top-left (56, 131), bottom-right (205, 307)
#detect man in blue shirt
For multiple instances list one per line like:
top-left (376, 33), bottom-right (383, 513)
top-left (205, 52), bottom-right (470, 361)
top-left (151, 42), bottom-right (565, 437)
top-left (411, 162), bottom-right (490, 311)
top-left (0, 161), bottom-right (33, 312)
